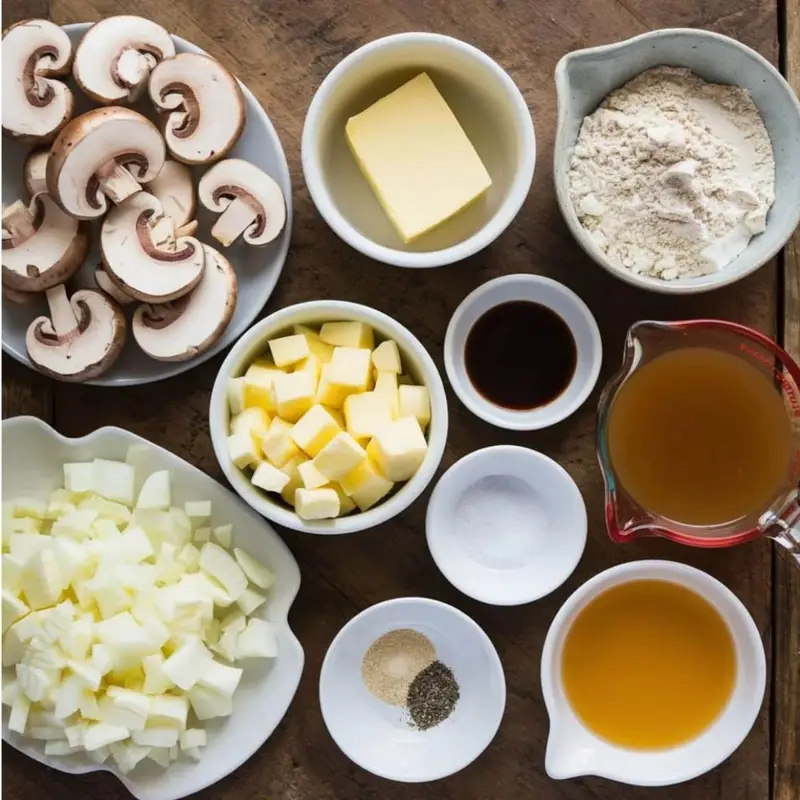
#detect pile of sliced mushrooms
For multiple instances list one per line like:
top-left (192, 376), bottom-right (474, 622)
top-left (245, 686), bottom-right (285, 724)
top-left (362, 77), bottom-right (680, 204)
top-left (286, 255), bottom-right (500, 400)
top-left (2, 17), bottom-right (287, 382)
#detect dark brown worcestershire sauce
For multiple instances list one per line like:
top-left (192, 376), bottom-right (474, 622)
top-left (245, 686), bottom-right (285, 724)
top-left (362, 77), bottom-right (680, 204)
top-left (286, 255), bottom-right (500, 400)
top-left (464, 301), bottom-right (577, 410)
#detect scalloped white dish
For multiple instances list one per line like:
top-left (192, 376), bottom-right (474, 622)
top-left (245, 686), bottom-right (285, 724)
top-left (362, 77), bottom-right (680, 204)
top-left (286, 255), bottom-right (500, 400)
top-left (1, 416), bottom-right (304, 800)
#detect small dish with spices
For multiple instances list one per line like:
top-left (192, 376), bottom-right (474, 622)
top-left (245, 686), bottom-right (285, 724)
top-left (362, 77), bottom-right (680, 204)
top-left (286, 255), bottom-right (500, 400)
top-left (443, 274), bottom-right (602, 430)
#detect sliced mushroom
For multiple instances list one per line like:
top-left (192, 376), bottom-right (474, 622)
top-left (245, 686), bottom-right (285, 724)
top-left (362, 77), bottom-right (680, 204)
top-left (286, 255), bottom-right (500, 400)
top-left (2, 194), bottom-right (90, 292)
top-left (72, 16), bottom-right (175, 104)
top-left (25, 284), bottom-right (126, 382)
top-left (23, 148), bottom-right (50, 197)
top-left (198, 158), bottom-right (286, 247)
top-left (100, 191), bottom-right (205, 303)
top-left (2, 19), bottom-right (74, 142)
top-left (147, 160), bottom-right (196, 227)
top-left (3, 286), bottom-right (37, 305)
top-left (95, 264), bottom-right (134, 306)
top-left (148, 53), bottom-right (246, 165)
top-left (47, 107), bottom-right (166, 219)
top-left (133, 244), bottom-right (237, 362)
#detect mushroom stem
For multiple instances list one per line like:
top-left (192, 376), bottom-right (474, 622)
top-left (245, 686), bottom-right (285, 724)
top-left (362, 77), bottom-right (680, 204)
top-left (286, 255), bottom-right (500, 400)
top-left (176, 220), bottom-right (198, 238)
top-left (149, 213), bottom-right (178, 252)
top-left (45, 284), bottom-right (79, 338)
top-left (211, 198), bottom-right (260, 247)
top-left (115, 50), bottom-right (154, 101)
top-left (95, 159), bottom-right (142, 205)
top-left (2, 200), bottom-right (37, 244)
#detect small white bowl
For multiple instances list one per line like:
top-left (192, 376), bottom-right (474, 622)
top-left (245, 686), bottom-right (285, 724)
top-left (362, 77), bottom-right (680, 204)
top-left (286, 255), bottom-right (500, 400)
top-left (444, 274), bottom-right (602, 430)
top-left (426, 446), bottom-right (587, 605)
top-left (554, 28), bottom-right (800, 294)
top-left (319, 597), bottom-right (506, 782)
top-left (209, 300), bottom-right (448, 534)
top-left (541, 560), bottom-right (766, 787)
top-left (301, 32), bottom-right (535, 268)
top-left (1, 416), bottom-right (304, 800)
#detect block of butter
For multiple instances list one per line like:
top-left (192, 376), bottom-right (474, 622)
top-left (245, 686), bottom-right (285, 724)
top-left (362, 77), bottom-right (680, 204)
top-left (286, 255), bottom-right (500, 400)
top-left (345, 72), bottom-right (492, 243)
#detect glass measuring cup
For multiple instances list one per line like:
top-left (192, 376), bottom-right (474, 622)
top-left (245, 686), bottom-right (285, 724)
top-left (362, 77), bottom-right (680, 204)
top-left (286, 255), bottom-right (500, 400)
top-left (597, 320), bottom-right (800, 564)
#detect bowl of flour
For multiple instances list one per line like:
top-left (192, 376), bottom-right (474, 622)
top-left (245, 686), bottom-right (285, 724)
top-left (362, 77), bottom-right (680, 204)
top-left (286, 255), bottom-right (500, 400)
top-left (554, 29), bottom-right (800, 293)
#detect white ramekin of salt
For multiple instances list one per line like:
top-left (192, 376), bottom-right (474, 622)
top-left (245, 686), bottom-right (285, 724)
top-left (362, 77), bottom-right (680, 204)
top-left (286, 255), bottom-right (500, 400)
top-left (425, 445), bottom-right (587, 605)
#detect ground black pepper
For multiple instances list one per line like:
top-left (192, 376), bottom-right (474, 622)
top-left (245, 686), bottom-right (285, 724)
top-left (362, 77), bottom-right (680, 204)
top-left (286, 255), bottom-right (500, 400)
top-left (406, 660), bottom-right (460, 730)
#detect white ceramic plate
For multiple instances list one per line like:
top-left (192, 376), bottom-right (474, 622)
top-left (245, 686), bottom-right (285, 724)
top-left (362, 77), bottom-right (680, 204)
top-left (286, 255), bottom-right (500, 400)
top-left (1, 23), bottom-right (293, 385)
top-left (1, 416), bottom-right (304, 800)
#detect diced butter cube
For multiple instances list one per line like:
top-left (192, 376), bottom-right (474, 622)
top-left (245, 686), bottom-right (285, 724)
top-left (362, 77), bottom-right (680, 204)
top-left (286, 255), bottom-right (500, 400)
top-left (295, 488), bottom-right (340, 520)
top-left (366, 417), bottom-right (428, 481)
top-left (294, 324), bottom-right (334, 362)
top-left (252, 461), bottom-right (291, 493)
top-left (371, 340), bottom-right (402, 373)
top-left (328, 347), bottom-right (372, 396)
top-left (268, 334), bottom-right (309, 368)
top-left (312, 432), bottom-right (367, 481)
top-left (289, 404), bottom-right (341, 457)
top-left (230, 407), bottom-right (271, 444)
top-left (227, 376), bottom-right (246, 415)
top-left (272, 372), bottom-right (316, 422)
top-left (227, 430), bottom-right (260, 469)
top-left (314, 364), bottom-right (350, 408)
top-left (294, 353), bottom-right (321, 386)
top-left (339, 460), bottom-right (394, 511)
top-left (243, 363), bottom-right (284, 413)
top-left (399, 385), bottom-right (431, 429)
top-left (343, 391), bottom-right (393, 441)
top-left (374, 372), bottom-right (400, 417)
top-left (345, 72), bottom-right (492, 243)
top-left (279, 455), bottom-right (307, 506)
top-left (324, 405), bottom-right (345, 428)
top-left (297, 460), bottom-right (329, 490)
top-left (261, 417), bottom-right (302, 467)
top-left (331, 483), bottom-right (357, 515)
top-left (319, 321), bottom-right (374, 349)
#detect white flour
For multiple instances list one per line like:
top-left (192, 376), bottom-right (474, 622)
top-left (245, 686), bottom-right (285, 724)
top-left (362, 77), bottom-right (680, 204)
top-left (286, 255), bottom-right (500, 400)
top-left (568, 66), bottom-right (775, 280)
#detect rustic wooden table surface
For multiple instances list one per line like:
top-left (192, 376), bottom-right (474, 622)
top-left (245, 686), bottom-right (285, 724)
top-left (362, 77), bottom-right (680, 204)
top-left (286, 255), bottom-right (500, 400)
top-left (3, 0), bottom-right (799, 798)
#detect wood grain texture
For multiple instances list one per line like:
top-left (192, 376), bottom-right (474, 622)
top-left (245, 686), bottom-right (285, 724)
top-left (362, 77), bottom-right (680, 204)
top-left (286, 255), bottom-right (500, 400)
top-left (1, 0), bottom-right (788, 798)
top-left (773, 1), bottom-right (800, 798)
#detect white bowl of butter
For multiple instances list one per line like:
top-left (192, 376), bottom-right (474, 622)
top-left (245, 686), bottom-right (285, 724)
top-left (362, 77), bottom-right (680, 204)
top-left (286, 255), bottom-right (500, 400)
top-left (302, 32), bottom-right (535, 268)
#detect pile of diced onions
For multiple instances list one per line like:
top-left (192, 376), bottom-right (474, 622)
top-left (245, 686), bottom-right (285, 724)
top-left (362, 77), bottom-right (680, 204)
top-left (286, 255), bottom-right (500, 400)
top-left (2, 458), bottom-right (278, 773)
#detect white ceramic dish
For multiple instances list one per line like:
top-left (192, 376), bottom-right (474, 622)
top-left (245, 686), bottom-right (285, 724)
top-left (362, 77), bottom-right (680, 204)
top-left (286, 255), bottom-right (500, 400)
top-left (319, 597), bottom-right (505, 782)
top-left (1, 23), bottom-right (293, 385)
top-left (209, 300), bottom-right (448, 534)
top-left (301, 32), bottom-right (535, 268)
top-left (554, 28), bottom-right (800, 294)
top-left (1, 416), bottom-right (304, 800)
top-left (444, 274), bottom-right (602, 430)
top-left (426, 446), bottom-right (587, 605)
top-left (541, 560), bottom-right (766, 786)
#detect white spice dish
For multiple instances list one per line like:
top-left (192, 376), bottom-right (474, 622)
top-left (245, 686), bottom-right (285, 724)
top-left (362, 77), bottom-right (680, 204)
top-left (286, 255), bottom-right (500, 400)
top-left (426, 446), bottom-right (587, 605)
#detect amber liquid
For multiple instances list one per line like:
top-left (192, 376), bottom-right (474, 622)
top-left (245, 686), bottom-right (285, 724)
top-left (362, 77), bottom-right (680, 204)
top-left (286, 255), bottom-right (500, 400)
top-left (607, 347), bottom-right (791, 526)
top-left (561, 579), bottom-right (736, 750)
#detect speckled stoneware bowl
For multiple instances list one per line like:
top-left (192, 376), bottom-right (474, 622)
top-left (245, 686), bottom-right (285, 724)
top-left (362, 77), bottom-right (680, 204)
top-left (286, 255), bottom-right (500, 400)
top-left (554, 28), bottom-right (800, 294)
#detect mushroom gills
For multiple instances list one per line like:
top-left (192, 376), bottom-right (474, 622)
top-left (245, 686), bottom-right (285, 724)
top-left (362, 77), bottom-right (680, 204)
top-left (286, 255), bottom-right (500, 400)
top-left (2, 194), bottom-right (90, 292)
top-left (25, 284), bottom-right (126, 382)
top-left (133, 244), bottom-right (237, 362)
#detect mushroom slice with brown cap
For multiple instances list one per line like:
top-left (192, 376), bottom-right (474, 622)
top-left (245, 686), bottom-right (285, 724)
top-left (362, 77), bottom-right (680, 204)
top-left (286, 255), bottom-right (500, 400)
top-left (148, 53), bottom-right (246, 165)
top-left (100, 191), bottom-right (205, 303)
top-left (23, 148), bottom-right (50, 197)
top-left (72, 16), bottom-right (175, 104)
top-left (2, 19), bottom-right (74, 142)
top-left (47, 107), bottom-right (166, 220)
top-left (2, 194), bottom-right (90, 292)
top-left (147, 160), bottom-right (197, 228)
top-left (198, 158), bottom-right (287, 247)
top-left (133, 244), bottom-right (237, 362)
top-left (94, 264), bottom-right (134, 306)
top-left (25, 284), bottom-right (126, 382)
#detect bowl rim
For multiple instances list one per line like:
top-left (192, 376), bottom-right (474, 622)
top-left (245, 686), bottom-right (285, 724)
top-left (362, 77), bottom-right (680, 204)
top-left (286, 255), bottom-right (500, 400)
top-left (301, 31), bottom-right (535, 268)
top-left (1, 415), bottom-right (305, 800)
top-left (443, 274), bottom-right (603, 430)
top-left (425, 445), bottom-right (588, 605)
top-left (553, 27), bottom-right (800, 295)
top-left (1, 21), bottom-right (293, 386)
top-left (318, 595), bottom-right (507, 782)
top-left (209, 300), bottom-right (449, 534)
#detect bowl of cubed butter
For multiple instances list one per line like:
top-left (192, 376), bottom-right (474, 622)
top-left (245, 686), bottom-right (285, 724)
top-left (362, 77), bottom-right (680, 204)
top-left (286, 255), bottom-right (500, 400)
top-left (209, 301), bottom-right (449, 534)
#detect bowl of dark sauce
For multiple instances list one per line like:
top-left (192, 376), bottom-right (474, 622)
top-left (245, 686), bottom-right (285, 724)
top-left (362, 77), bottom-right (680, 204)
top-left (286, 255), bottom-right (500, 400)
top-left (444, 275), bottom-right (602, 430)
